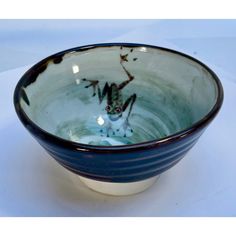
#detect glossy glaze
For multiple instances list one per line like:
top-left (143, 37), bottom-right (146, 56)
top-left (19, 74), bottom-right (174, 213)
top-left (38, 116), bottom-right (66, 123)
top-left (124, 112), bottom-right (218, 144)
top-left (14, 43), bottom-right (223, 183)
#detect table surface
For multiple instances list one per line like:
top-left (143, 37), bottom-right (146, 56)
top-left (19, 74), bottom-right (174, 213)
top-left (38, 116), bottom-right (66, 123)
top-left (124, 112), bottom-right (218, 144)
top-left (0, 20), bottom-right (235, 216)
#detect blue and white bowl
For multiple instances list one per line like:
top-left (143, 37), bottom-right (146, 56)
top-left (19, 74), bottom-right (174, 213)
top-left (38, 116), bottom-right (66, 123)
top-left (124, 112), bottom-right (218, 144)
top-left (14, 43), bottom-right (223, 195)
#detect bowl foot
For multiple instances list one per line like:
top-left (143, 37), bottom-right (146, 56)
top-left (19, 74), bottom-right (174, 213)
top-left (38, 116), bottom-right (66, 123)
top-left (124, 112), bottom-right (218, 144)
top-left (78, 175), bottom-right (159, 196)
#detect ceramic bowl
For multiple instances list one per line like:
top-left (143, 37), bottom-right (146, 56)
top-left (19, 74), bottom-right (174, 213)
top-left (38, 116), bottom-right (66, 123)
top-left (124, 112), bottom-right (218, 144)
top-left (14, 43), bottom-right (223, 196)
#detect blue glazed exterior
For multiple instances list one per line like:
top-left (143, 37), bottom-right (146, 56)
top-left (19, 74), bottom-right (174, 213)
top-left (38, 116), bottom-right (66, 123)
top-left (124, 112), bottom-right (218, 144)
top-left (14, 43), bottom-right (224, 183)
top-left (38, 129), bottom-right (203, 182)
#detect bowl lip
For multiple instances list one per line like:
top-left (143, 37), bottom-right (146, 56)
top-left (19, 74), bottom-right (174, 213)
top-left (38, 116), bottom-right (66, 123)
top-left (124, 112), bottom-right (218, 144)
top-left (14, 42), bottom-right (224, 153)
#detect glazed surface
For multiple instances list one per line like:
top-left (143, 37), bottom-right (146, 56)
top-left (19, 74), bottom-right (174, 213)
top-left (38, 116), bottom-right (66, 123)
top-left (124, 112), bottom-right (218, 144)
top-left (20, 46), bottom-right (218, 146)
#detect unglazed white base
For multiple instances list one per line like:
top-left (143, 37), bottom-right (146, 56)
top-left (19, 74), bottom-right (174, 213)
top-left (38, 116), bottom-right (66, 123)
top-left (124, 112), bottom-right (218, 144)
top-left (78, 175), bottom-right (159, 196)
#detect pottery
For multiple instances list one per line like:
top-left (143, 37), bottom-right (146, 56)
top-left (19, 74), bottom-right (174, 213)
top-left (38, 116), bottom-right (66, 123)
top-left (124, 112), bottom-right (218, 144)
top-left (14, 43), bottom-right (223, 196)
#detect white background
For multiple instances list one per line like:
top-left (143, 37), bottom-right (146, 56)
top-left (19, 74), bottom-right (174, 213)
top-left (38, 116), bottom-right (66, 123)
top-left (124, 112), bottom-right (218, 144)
top-left (0, 20), bottom-right (235, 216)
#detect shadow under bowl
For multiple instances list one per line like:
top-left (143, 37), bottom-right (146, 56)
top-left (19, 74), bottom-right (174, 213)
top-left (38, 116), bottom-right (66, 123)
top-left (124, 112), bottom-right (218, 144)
top-left (14, 43), bottom-right (223, 195)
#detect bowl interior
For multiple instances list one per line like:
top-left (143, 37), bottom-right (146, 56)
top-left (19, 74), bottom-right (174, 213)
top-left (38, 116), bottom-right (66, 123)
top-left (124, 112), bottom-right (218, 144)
top-left (19, 45), bottom-right (218, 146)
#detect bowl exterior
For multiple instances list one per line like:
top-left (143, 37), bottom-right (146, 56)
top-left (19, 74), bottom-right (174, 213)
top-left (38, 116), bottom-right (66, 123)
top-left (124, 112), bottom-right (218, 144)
top-left (26, 127), bottom-right (204, 183)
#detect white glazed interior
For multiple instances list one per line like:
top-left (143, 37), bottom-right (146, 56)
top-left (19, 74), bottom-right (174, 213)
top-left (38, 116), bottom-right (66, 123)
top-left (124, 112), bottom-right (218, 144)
top-left (20, 46), bottom-right (218, 146)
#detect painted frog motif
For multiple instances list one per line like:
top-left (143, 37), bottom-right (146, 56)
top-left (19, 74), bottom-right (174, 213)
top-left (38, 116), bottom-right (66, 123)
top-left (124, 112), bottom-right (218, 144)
top-left (83, 47), bottom-right (137, 137)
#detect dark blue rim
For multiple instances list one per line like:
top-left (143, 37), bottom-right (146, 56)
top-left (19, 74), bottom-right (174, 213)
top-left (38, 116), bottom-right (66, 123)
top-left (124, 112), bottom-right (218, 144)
top-left (14, 42), bottom-right (224, 153)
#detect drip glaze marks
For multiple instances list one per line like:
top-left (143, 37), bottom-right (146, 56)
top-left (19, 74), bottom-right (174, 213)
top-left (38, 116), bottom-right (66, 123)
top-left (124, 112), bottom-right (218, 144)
top-left (20, 88), bottom-right (30, 106)
top-left (52, 55), bottom-right (63, 64)
top-left (22, 53), bottom-right (66, 88)
top-left (83, 47), bottom-right (138, 138)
